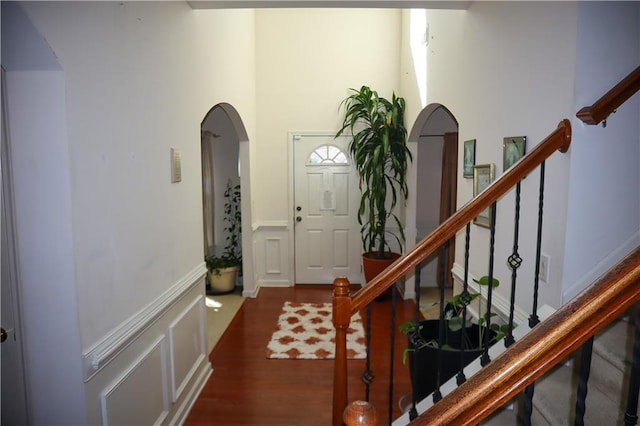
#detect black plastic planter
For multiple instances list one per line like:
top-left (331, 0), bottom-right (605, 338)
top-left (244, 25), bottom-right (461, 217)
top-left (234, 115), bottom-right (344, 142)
top-left (407, 319), bottom-right (496, 402)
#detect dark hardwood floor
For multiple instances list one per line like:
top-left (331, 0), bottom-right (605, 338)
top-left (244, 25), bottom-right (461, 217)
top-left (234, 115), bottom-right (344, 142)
top-left (185, 285), bottom-right (420, 425)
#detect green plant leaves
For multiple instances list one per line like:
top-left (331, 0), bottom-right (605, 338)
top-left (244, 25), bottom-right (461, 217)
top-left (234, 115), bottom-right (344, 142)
top-left (473, 275), bottom-right (500, 288)
top-left (205, 179), bottom-right (242, 275)
top-left (451, 291), bottom-right (479, 308)
top-left (398, 274), bottom-right (512, 358)
top-left (336, 85), bottom-right (412, 256)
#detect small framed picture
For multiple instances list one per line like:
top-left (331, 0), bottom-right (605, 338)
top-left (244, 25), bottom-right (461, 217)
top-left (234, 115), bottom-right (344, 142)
top-left (463, 139), bottom-right (476, 178)
top-left (503, 136), bottom-right (526, 171)
top-left (473, 163), bottom-right (495, 228)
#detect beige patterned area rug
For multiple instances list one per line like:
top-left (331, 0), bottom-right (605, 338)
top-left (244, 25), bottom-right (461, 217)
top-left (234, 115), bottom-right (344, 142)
top-left (266, 301), bottom-right (367, 360)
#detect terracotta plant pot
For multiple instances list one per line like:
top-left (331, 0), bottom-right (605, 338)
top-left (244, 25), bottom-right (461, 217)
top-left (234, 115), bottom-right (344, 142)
top-left (362, 252), bottom-right (401, 300)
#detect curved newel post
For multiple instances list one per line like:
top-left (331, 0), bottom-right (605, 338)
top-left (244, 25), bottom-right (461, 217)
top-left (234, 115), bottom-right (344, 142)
top-left (333, 277), bottom-right (353, 426)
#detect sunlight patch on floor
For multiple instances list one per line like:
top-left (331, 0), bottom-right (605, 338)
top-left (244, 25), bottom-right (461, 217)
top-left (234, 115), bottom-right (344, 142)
top-left (205, 290), bottom-right (244, 353)
top-left (205, 297), bottom-right (223, 310)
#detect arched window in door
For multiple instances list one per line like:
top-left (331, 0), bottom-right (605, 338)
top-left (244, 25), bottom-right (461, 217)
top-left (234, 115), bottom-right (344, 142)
top-left (307, 144), bottom-right (349, 165)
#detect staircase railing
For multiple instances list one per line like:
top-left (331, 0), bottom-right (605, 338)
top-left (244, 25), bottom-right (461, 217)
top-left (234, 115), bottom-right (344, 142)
top-left (332, 118), bottom-right (571, 425)
top-left (333, 64), bottom-right (640, 426)
top-left (408, 246), bottom-right (640, 425)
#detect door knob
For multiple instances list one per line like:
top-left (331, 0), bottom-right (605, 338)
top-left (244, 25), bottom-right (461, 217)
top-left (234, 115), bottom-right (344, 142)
top-left (296, 216), bottom-right (302, 222)
top-left (0, 327), bottom-right (7, 343)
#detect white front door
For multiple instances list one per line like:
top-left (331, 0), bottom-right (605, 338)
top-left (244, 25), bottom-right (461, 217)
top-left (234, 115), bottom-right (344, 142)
top-left (293, 134), bottom-right (361, 284)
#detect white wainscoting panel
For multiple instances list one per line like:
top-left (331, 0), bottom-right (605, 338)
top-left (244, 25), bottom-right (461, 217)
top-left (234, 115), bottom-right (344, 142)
top-left (82, 264), bottom-right (207, 381)
top-left (254, 222), bottom-right (292, 287)
top-left (83, 267), bottom-right (212, 425)
top-left (265, 237), bottom-right (282, 274)
top-left (100, 337), bottom-right (168, 426)
top-left (168, 295), bottom-right (206, 402)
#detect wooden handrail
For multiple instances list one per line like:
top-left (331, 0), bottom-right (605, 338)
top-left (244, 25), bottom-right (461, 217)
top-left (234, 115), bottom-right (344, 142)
top-left (409, 246), bottom-right (640, 425)
top-left (576, 65), bottom-right (640, 126)
top-left (346, 118), bottom-right (571, 316)
top-left (332, 119), bottom-right (571, 425)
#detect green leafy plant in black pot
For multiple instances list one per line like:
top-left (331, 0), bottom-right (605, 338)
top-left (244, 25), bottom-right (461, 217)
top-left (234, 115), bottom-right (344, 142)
top-left (335, 86), bottom-right (412, 289)
top-left (399, 276), bottom-right (510, 401)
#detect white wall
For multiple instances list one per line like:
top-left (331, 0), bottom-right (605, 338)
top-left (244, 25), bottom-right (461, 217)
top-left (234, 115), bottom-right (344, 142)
top-left (20, 0), bottom-right (256, 352)
top-left (2, 3), bottom-right (86, 421)
top-left (562, 1), bottom-right (640, 302)
top-left (400, 9), bottom-right (427, 128)
top-left (426, 2), bottom-right (579, 310)
top-left (5, 68), bottom-right (87, 425)
top-left (254, 8), bottom-right (402, 223)
top-left (4, 2), bottom-right (256, 423)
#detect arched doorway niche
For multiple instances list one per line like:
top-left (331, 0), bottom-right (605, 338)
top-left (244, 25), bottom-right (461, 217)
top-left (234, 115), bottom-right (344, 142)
top-left (201, 102), bottom-right (254, 297)
top-left (404, 103), bottom-right (459, 299)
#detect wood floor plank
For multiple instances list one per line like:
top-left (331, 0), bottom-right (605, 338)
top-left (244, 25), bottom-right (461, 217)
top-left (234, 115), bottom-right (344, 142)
top-left (185, 285), bottom-right (419, 425)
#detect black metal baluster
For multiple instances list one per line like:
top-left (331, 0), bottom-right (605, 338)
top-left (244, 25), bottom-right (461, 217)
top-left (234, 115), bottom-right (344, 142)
top-left (524, 161), bottom-right (547, 425)
top-left (530, 161), bottom-right (546, 328)
top-left (362, 303), bottom-right (374, 401)
top-left (388, 283), bottom-right (397, 425)
top-left (456, 223), bottom-right (472, 386)
top-left (481, 202), bottom-right (497, 366)
top-left (523, 383), bottom-right (535, 426)
top-left (433, 245), bottom-right (447, 403)
top-left (415, 263), bottom-right (422, 315)
top-left (506, 182), bottom-right (523, 347)
top-left (408, 264), bottom-right (422, 420)
top-left (574, 337), bottom-right (594, 426)
top-left (624, 308), bottom-right (640, 426)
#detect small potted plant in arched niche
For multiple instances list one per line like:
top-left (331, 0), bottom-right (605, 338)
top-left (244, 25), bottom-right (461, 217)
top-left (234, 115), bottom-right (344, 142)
top-left (205, 179), bottom-right (241, 294)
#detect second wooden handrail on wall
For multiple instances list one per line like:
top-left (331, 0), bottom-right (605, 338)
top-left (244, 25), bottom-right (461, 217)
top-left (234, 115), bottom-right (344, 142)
top-left (576, 65), bottom-right (640, 126)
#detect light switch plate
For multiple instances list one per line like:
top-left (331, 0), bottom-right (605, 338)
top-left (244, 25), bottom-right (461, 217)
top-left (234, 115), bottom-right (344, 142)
top-left (539, 253), bottom-right (550, 283)
top-left (171, 148), bottom-right (182, 183)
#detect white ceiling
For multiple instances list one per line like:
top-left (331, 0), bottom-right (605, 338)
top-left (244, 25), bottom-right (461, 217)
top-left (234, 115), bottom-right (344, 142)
top-left (187, 1), bottom-right (472, 10)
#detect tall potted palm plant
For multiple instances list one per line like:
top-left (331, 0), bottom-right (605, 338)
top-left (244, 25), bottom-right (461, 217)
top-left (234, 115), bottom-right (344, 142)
top-left (336, 86), bottom-right (412, 286)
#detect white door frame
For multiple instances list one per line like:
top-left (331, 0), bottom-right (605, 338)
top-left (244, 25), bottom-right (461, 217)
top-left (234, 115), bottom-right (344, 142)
top-left (288, 131), bottom-right (362, 285)
top-left (1, 66), bottom-right (30, 424)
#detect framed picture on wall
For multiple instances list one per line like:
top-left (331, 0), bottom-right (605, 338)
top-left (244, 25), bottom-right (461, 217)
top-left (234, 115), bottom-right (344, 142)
top-left (473, 163), bottom-right (495, 228)
top-left (463, 139), bottom-right (476, 178)
top-left (503, 136), bottom-right (526, 171)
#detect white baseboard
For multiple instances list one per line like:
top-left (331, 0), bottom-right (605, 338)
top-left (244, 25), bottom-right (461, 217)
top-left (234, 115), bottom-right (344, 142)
top-left (166, 359), bottom-right (212, 425)
top-left (562, 231), bottom-right (640, 303)
top-left (452, 263), bottom-right (529, 327)
top-left (243, 283), bottom-right (260, 298)
top-left (258, 279), bottom-right (293, 287)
